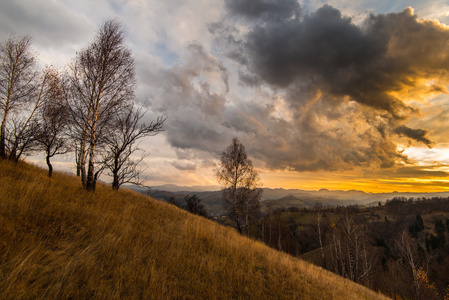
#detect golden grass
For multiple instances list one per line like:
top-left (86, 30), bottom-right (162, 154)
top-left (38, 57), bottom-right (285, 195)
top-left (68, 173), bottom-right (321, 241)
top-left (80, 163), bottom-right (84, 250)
top-left (0, 159), bottom-right (388, 299)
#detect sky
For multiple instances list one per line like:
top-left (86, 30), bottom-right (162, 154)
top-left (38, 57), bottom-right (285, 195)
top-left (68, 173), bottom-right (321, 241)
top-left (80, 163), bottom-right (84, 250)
top-left (1, 0), bottom-right (449, 193)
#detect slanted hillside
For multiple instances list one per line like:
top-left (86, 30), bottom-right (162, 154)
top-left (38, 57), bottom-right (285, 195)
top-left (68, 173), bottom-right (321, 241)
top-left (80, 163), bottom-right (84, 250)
top-left (0, 159), bottom-right (387, 299)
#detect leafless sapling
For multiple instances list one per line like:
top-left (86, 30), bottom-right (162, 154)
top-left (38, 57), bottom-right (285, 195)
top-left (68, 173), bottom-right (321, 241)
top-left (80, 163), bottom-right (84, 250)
top-left (103, 105), bottom-right (165, 190)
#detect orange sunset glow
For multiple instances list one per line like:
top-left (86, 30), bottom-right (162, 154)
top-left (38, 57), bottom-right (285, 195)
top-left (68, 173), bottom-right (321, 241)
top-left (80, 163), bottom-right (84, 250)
top-left (3, 1), bottom-right (449, 194)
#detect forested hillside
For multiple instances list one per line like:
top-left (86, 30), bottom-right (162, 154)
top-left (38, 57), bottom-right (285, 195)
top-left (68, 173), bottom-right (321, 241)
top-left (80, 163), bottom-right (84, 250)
top-left (248, 198), bottom-right (449, 299)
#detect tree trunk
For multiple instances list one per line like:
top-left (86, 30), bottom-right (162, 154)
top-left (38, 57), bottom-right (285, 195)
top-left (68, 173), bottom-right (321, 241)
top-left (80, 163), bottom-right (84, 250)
top-left (261, 220), bottom-right (265, 243)
top-left (75, 145), bottom-right (81, 176)
top-left (235, 218), bottom-right (243, 234)
top-left (79, 139), bottom-right (87, 186)
top-left (46, 154), bottom-right (53, 177)
top-left (85, 137), bottom-right (97, 191)
top-left (0, 111), bottom-right (8, 158)
top-left (278, 218), bottom-right (282, 251)
top-left (86, 149), bottom-right (96, 191)
top-left (112, 154), bottom-right (120, 190)
top-left (85, 92), bottom-right (100, 191)
top-left (77, 94), bottom-right (94, 185)
top-left (8, 148), bottom-right (17, 161)
top-left (269, 218), bottom-right (272, 245)
top-left (112, 171), bottom-right (119, 190)
top-left (316, 210), bottom-right (327, 269)
top-left (0, 84), bottom-right (12, 159)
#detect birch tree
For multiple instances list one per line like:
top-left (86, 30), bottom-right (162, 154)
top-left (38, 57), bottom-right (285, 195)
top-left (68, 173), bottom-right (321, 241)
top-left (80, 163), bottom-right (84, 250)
top-left (313, 203), bottom-right (328, 269)
top-left (7, 66), bottom-right (61, 161)
top-left (67, 19), bottom-right (135, 191)
top-left (397, 230), bottom-right (421, 299)
top-left (329, 213), bottom-right (372, 283)
top-left (0, 35), bottom-right (37, 159)
top-left (216, 137), bottom-right (262, 234)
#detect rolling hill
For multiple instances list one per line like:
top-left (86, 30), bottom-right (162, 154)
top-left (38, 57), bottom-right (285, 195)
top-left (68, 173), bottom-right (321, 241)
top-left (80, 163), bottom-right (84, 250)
top-left (0, 159), bottom-right (387, 299)
top-left (141, 184), bottom-right (449, 215)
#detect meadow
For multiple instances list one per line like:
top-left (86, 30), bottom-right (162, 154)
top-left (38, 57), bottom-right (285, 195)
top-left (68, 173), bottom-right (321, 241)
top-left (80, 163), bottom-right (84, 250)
top-left (0, 159), bottom-right (387, 299)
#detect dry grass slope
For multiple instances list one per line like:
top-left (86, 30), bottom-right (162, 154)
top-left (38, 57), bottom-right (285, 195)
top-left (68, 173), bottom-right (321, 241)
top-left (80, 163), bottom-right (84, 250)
top-left (0, 159), bottom-right (388, 299)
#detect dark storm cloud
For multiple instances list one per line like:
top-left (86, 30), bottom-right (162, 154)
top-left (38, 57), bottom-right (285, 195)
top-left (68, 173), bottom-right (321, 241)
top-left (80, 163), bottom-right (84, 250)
top-left (393, 125), bottom-right (434, 147)
top-left (245, 5), bottom-right (382, 87)
top-left (220, 5), bottom-right (449, 118)
top-left (224, 0), bottom-right (301, 20)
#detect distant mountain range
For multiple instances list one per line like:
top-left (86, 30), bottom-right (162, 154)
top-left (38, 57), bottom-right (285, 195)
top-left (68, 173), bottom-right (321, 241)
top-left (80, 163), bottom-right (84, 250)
top-left (149, 184), bottom-right (221, 192)
top-left (124, 184), bottom-right (449, 215)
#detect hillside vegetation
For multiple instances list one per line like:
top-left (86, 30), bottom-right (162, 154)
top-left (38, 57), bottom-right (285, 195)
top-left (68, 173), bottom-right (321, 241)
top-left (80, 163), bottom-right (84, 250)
top-left (248, 199), bottom-right (449, 299)
top-left (0, 159), bottom-right (386, 299)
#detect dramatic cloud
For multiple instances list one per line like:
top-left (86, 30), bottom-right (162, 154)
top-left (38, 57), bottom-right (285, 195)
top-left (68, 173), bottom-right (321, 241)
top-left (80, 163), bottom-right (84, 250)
top-left (224, 6), bottom-right (449, 115)
top-left (199, 3), bottom-right (449, 172)
top-left (2, 0), bottom-right (448, 190)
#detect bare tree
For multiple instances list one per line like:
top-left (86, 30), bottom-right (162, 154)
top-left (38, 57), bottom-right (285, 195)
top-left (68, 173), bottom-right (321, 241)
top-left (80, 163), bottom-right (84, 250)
top-left (0, 35), bottom-right (38, 159)
top-left (103, 105), bottom-right (165, 190)
top-left (329, 213), bottom-right (372, 283)
top-left (67, 19), bottom-right (135, 191)
top-left (397, 230), bottom-right (421, 299)
top-left (183, 194), bottom-right (208, 217)
top-left (4, 116), bottom-right (39, 160)
top-left (35, 69), bottom-right (69, 177)
top-left (7, 66), bottom-right (64, 162)
top-left (312, 203), bottom-right (328, 269)
top-left (216, 137), bottom-right (262, 234)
